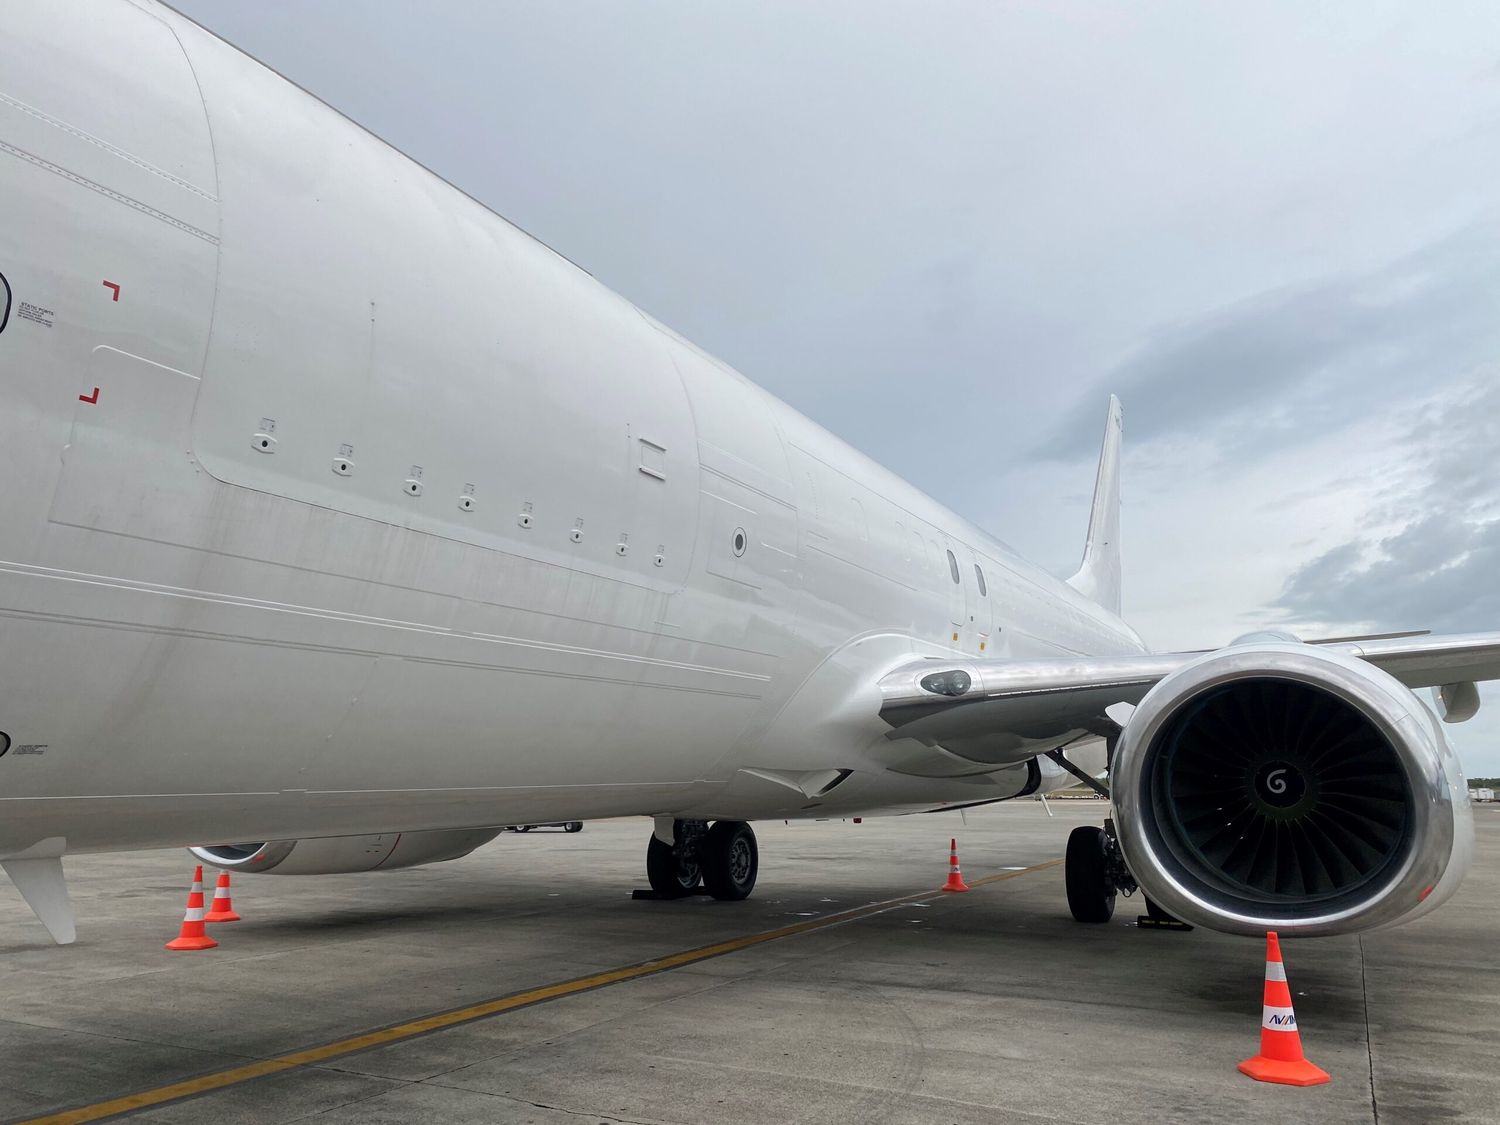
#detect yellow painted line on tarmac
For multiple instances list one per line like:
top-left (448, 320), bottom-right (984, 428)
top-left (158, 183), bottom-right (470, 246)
top-left (14, 858), bottom-right (1061, 1125)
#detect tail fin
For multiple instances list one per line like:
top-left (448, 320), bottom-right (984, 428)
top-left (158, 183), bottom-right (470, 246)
top-left (1066, 395), bottom-right (1123, 616)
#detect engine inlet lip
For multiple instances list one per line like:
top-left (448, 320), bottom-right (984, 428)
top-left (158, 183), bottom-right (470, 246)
top-left (1112, 644), bottom-right (1451, 936)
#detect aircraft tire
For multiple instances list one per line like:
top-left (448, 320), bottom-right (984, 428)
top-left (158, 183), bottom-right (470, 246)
top-left (564, 821), bottom-right (583, 833)
top-left (646, 832), bottom-right (701, 898)
top-left (701, 820), bottom-right (758, 901)
top-left (1065, 825), bottom-right (1116, 923)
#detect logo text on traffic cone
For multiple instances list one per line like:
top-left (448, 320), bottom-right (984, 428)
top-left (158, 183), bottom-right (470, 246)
top-left (1237, 931), bottom-right (1329, 1086)
top-left (203, 870), bottom-right (241, 923)
top-left (165, 864), bottom-right (219, 951)
top-left (942, 838), bottom-right (971, 893)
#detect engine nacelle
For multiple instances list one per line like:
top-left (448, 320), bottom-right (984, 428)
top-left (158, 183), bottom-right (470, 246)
top-left (190, 827), bottom-right (505, 875)
top-left (1112, 642), bottom-right (1472, 937)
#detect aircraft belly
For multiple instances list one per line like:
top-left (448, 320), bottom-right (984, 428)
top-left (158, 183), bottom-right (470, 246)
top-left (0, 550), bottom-right (771, 846)
top-left (671, 760), bottom-right (1037, 822)
top-left (0, 784), bottom-right (721, 857)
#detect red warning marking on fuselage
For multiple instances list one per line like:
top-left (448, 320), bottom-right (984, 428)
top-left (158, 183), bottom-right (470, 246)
top-left (102, 280), bottom-right (120, 301)
top-left (79, 386), bottom-right (100, 404)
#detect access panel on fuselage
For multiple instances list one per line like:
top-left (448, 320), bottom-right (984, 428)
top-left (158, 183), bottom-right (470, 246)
top-left (182, 38), bottom-right (698, 596)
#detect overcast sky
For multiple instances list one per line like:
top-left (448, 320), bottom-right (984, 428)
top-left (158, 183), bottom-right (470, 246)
top-left (170, 1), bottom-right (1500, 776)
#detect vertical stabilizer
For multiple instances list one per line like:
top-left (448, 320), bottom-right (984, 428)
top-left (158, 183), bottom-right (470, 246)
top-left (1067, 396), bottom-right (1123, 616)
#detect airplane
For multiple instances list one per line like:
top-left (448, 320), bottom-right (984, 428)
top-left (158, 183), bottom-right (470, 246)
top-left (0, 0), bottom-right (1493, 948)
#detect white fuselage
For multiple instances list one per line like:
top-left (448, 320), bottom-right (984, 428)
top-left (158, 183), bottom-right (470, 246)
top-left (0, 1), bottom-right (1143, 858)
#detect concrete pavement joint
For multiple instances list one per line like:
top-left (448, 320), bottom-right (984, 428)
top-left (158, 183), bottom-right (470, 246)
top-left (643, 1054), bottom-right (1075, 1125)
top-left (280, 1082), bottom-right (416, 1125)
top-left (420, 1088), bottom-right (667, 1125)
top-left (0, 1017), bottom-right (256, 1062)
top-left (310, 970), bottom-right (748, 1084)
top-left (1358, 934), bottom-right (1379, 1125)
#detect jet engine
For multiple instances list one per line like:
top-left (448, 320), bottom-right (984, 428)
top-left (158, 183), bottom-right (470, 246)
top-left (190, 827), bottom-right (505, 875)
top-left (1111, 641), bottom-right (1472, 937)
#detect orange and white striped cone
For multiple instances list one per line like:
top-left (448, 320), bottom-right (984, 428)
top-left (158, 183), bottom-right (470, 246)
top-left (165, 865), bottom-right (219, 951)
top-left (1237, 931), bottom-right (1329, 1086)
top-left (941, 838), bottom-right (970, 893)
top-left (203, 870), bottom-right (241, 923)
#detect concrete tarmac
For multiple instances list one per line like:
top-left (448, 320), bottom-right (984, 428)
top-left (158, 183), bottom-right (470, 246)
top-left (0, 801), bottom-right (1495, 1124)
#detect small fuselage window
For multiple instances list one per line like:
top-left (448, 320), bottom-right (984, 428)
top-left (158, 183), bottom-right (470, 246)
top-left (946, 549), bottom-right (960, 584)
top-left (974, 564), bottom-right (988, 598)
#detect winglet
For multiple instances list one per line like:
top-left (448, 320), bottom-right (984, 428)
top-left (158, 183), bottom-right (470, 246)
top-left (1067, 395), bottom-right (1123, 616)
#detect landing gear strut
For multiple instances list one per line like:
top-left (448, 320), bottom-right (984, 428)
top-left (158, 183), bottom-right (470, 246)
top-left (646, 819), bottom-right (705, 898)
top-left (644, 819), bottom-right (758, 901)
top-left (1064, 817), bottom-right (1136, 924)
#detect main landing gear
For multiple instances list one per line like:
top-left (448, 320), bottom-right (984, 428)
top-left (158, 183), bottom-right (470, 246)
top-left (1065, 818), bottom-right (1192, 930)
top-left (644, 819), bottom-right (758, 901)
top-left (1064, 818), bottom-right (1136, 924)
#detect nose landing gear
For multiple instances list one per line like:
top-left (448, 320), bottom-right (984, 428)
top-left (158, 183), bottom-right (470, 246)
top-left (1064, 818), bottom-right (1136, 924)
top-left (1065, 818), bottom-right (1191, 930)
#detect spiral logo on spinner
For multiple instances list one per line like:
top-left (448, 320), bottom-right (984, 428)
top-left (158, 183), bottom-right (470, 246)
top-left (1254, 760), bottom-right (1305, 809)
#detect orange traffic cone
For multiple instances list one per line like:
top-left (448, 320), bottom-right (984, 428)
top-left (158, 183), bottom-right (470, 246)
top-left (203, 870), bottom-right (241, 923)
top-left (1238, 931), bottom-right (1329, 1086)
top-left (941, 838), bottom-right (970, 893)
top-left (165, 865), bottom-right (218, 951)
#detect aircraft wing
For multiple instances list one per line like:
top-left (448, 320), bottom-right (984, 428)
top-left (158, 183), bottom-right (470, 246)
top-left (877, 631), bottom-right (1500, 747)
top-left (1324, 632), bottom-right (1500, 689)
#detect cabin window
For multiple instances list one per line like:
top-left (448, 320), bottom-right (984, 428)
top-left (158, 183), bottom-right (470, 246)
top-left (946, 549), bottom-right (960, 584)
top-left (974, 564), bottom-right (988, 597)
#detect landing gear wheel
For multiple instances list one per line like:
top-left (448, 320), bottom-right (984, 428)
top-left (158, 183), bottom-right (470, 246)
top-left (564, 822), bottom-right (583, 833)
top-left (646, 832), bottom-right (701, 898)
top-left (701, 821), bottom-right (758, 901)
top-left (1065, 825), bottom-right (1116, 923)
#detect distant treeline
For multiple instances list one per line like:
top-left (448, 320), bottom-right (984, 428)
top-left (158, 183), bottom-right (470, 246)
top-left (1470, 778), bottom-right (1500, 788)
